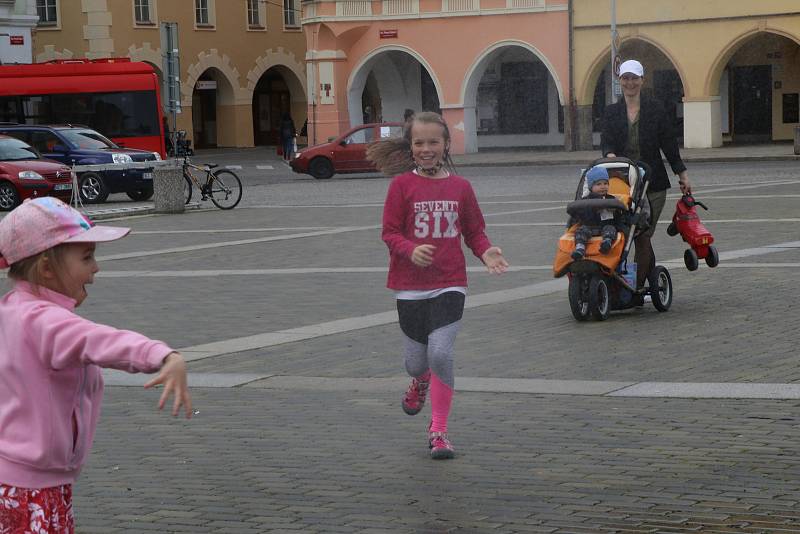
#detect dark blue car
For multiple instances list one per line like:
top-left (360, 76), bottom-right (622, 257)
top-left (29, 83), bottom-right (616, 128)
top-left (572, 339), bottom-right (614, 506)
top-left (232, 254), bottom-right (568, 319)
top-left (0, 125), bottom-right (160, 203)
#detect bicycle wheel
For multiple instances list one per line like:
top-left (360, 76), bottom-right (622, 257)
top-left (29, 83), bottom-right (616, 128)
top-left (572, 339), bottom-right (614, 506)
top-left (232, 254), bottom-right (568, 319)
top-left (183, 172), bottom-right (193, 205)
top-left (209, 169), bottom-right (242, 209)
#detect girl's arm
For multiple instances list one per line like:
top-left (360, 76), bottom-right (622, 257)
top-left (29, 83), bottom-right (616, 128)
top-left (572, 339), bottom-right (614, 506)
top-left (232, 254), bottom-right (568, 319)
top-left (30, 306), bottom-right (192, 417)
top-left (462, 184), bottom-right (508, 273)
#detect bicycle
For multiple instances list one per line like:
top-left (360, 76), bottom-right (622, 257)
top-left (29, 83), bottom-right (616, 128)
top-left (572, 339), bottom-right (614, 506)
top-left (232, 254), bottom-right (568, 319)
top-left (182, 157), bottom-right (243, 210)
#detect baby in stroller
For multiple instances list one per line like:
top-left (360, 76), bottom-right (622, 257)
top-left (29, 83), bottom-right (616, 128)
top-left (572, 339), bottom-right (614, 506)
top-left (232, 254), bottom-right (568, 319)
top-left (553, 158), bottom-right (673, 321)
top-left (569, 166), bottom-right (627, 261)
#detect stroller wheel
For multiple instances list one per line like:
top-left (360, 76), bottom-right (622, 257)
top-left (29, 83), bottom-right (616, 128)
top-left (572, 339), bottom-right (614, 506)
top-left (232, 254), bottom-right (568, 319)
top-left (705, 245), bottom-right (719, 268)
top-left (666, 222), bottom-right (678, 237)
top-left (684, 248), bottom-right (699, 271)
top-left (588, 275), bottom-right (610, 321)
top-left (568, 275), bottom-right (591, 321)
top-left (649, 266), bottom-right (673, 312)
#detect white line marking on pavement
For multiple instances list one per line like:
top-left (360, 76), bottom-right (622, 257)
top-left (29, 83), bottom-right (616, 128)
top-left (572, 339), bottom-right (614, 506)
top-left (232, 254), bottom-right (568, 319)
top-left (225, 165), bottom-right (242, 169)
top-left (256, 165), bottom-right (274, 170)
top-left (96, 225), bottom-right (378, 262)
top-left (132, 227), bottom-right (334, 234)
top-left (177, 279), bottom-right (567, 361)
top-left (101, 372), bottom-right (800, 400)
top-left (97, 265), bottom-right (552, 278)
top-left (173, 239), bottom-right (799, 361)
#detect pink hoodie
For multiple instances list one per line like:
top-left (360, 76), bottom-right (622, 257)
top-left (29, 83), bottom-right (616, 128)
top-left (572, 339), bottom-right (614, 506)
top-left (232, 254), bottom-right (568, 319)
top-left (0, 281), bottom-right (173, 489)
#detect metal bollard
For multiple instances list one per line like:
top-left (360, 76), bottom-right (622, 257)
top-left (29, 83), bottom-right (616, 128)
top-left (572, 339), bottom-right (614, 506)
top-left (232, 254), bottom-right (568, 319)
top-left (795, 126), bottom-right (800, 156)
top-left (153, 163), bottom-right (185, 213)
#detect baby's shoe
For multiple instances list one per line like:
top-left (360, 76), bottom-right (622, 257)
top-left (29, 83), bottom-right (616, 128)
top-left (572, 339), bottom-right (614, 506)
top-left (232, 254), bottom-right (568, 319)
top-left (600, 238), bottom-right (613, 254)
top-left (571, 244), bottom-right (586, 261)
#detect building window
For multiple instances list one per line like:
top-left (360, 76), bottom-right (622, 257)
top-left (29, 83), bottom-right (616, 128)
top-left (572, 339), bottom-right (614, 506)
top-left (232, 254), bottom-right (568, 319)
top-left (36, 0), bottom-right (58, 25)
top-left (134, 0), bottom-right (152, 23)
top-left (283, 0), bottom-right (299, 28)
top-left (247, 0), bottom-right (260, 26)
top-left (195, 0), bottom-right (209, 25)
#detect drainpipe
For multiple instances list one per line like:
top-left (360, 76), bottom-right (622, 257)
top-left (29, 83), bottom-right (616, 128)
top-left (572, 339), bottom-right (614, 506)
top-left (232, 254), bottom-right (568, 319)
top-left (610, 0), bottom-right (620, 103)
top-left (568, 0), bottom-right (576, 151)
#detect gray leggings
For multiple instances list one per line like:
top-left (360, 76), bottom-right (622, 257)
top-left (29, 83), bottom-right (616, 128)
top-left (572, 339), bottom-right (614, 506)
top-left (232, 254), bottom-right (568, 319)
top-left (397, 291), bottom-right (464, 389)
top-left (402, 321), bottom-right (460, 389)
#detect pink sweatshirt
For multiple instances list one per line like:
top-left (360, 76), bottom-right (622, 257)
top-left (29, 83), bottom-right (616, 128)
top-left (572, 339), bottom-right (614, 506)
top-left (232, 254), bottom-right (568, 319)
top-left (382, 172), bottom-right (492, 290)
top-left (0, 281), bottom-right (173, 489)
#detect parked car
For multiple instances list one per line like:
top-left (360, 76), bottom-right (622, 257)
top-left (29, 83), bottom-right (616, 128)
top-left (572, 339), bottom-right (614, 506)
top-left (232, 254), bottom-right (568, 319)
top-left (0, 124), bottom-right (160, 203)
top-left (0, 135), bottom-right (73, 210)
top-left (290, 122), bottom-right (404, 179)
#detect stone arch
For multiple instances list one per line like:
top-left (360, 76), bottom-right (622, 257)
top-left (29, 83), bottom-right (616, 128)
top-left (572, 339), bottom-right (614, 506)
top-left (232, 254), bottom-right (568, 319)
top-left (706, 28), bottom-right (800, 96)
top-left (127, 42), bottom-right (162, 70)
top-left (346, 45), bottom-right (444, 127)
top-left (461, 39), bottom-right (565, 107)
top-left (579, 34), bottom-right (688, 105)
top-left (182, 49), bottom-right (244, 107)
top-left (460, 40), bottom-right (566, 152)
top-left (245, 47), bottom-right (307, 102)
top-left (35, 45), bottom-right (74, 62)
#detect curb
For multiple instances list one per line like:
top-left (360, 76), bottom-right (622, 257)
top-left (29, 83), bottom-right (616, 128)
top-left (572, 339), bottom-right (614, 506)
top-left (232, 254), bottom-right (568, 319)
top-left (451, 154), bottom-right (800, 168)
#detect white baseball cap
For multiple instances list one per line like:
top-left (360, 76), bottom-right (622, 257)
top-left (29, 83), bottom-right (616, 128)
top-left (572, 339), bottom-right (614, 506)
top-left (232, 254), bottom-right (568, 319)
top-left (618, 59), bottom-right (644, 77)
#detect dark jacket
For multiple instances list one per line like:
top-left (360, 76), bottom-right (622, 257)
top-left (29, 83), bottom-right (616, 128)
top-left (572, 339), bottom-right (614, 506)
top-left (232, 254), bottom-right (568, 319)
top-left (279, 116), bottom-right (296, 142)
top-left (600, 96), bottom-right (686, 192)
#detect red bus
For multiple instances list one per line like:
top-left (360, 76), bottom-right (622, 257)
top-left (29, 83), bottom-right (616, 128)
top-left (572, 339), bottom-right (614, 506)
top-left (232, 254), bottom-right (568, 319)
top-left (0, 58), bottom-right (166, 157)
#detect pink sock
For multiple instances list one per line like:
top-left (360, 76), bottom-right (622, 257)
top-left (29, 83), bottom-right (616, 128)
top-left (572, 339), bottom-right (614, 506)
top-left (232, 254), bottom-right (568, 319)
top-left (428, 372), bottom-right (453, 433)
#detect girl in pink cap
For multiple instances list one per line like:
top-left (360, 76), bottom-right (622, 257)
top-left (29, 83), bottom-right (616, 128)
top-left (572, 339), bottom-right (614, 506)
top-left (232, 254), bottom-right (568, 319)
top-left (0, 197), bottom-right (191, 534)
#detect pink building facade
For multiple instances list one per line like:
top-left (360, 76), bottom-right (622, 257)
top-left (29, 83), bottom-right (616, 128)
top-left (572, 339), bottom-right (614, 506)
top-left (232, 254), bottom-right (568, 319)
top-left (302, 0), bottom-right (569, 154)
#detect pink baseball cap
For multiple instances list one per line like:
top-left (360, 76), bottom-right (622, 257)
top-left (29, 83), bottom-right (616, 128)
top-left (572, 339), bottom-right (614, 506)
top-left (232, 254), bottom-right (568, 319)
top-left (0, 197), bottom-right (130, 269)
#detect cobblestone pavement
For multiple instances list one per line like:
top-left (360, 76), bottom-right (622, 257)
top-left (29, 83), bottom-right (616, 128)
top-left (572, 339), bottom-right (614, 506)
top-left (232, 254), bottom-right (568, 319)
top-left (37, 161), bottom-right (800, 533)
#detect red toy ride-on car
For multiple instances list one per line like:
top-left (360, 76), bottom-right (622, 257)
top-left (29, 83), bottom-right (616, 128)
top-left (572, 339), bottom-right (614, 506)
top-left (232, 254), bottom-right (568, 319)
top-left (666, 194), bottom-right (719, 271)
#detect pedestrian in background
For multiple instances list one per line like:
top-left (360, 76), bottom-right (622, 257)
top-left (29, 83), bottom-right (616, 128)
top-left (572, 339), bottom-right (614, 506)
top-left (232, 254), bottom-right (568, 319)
top-left (403, 108), bottom-right (415, 122)
top-left (368, 111), bottom-right (508, 460)
top-left (0, 198), bottom-right (192, 533)
top-left (601, 59), bottom-right (693, 291)
top-left (279, 112), bottom-right (296, 161)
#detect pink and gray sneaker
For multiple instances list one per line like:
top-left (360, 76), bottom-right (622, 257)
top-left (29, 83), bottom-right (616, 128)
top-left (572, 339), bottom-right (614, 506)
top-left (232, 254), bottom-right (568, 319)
top-left (401, 371), bottom-right (430, 415)
top-left (428, 432), bottom-right (455, 460)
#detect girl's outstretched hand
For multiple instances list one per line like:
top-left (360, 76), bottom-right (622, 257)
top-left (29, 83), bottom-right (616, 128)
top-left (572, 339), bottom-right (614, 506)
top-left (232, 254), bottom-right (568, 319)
top-left (482, 246), bottom-right (509, 274)
top-left (144, 352), bottom-right (192, 419)
top-left (411, 244), bottom-right (436, 267)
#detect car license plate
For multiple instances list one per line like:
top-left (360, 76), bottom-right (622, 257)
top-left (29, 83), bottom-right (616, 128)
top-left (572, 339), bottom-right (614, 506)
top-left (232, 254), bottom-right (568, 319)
top-left (54, 183), bottom-right (72, 191)
top-left (143, 172), bottom-right (153, 180)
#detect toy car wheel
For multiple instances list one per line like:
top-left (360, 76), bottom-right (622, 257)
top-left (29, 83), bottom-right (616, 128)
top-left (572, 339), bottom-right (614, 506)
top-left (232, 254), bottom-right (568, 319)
top-left (309, 157), bottom-right (334, 180)
top-left (588, 275), bottom-right (610, 321)
top-left (684, 248), bottom-right (699, 271)
top-left (568, 274), bottom-right (590, 322)
top-left (705, 245), bottom-right (719, 268)
top-left (648, 266), bottom-right (672, 312)
top-left (666, 222), bottom-right (678, 236)
top-left (78, 172), bottom-right (109, 203)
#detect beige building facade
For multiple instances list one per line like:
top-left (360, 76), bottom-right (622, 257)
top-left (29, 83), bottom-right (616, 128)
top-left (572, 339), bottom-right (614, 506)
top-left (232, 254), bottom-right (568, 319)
top-left (572, 0), bottom-right (800, 149)
top-left (32, 0), bottom-right (307, 148)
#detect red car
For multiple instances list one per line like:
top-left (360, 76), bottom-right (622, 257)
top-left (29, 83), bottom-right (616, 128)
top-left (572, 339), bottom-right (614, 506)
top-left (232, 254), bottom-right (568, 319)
top-left (290, 122), bottom-right (404, 179)
top-left (0, 135), bottom-right (73, 210)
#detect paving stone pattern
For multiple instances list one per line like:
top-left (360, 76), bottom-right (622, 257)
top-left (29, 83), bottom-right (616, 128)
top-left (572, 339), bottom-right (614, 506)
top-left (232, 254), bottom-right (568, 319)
top-left (45, 167), bottom-right (800, 533)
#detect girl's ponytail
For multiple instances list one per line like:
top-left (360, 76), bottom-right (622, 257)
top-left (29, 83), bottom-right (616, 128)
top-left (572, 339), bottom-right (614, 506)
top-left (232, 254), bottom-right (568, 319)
top-left (366, 136), bottom-right (414, 176)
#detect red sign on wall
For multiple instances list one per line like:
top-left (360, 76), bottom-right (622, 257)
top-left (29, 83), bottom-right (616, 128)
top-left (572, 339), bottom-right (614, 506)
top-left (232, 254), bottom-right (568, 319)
top-left (9, 36), bottom-right (23, 45)
top-left (379, 29), bottom-right (398, 39)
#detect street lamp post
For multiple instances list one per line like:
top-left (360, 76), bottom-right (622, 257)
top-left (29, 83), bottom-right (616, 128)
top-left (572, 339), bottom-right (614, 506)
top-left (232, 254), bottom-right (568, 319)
top-left (610, 0), bottom-right (621, 103)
